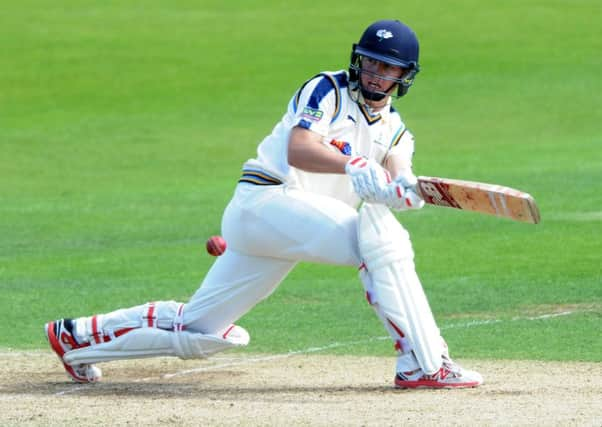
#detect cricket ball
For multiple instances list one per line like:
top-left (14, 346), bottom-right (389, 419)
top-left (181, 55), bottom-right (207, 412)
top-left (206, 235), bottom-right (227, 257)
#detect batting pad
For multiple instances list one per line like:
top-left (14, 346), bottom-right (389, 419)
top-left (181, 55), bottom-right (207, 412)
top-left (64, 326), bottom-right (250, 365)
top-left (358, 203), bottom-right (442, 374)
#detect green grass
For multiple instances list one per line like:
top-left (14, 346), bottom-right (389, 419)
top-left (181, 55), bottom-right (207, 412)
top-left (1, 1), bottom-right (600, 362)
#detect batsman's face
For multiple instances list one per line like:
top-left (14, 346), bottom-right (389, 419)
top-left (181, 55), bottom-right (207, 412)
top-left (360, 57), bottom-right (405, 95)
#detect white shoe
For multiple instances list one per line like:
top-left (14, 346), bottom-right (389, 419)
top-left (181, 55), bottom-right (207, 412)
top-left (395, 353), bottom-right (483, 389)
top-left (45, 319), bottom-right (102, 383)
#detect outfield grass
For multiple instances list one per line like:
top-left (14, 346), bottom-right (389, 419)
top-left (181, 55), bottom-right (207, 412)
top-left (1, 1), bottom-right (600, 362)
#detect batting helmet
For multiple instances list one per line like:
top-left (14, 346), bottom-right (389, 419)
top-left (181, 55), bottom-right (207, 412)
top-left (349, 20), bottom-right (420, 99)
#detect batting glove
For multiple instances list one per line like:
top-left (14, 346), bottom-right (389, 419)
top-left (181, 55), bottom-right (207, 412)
top-left (345, 156), bottom-right (391, 203)
top-left (385, 174), bottom-right (425, 211)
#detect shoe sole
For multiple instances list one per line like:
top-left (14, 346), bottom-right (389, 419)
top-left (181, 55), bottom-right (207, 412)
top-left (45, 321), bottom-right (92, 383)
top-left (395, 378), bottom-right (482, 389)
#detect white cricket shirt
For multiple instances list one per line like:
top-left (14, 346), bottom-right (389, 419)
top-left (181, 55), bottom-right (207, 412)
top-left (243, 70), bottom-right (416, 208)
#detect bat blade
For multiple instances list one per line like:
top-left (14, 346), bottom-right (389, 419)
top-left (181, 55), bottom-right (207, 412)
top-left (416, 176), bottom-right (541, 224)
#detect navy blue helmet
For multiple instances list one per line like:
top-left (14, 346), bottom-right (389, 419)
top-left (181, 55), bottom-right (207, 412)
top-left (349, 20), bottom-right (420, 100)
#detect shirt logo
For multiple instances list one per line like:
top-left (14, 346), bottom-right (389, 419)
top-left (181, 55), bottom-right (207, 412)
top-left (376, 29), bottom-right (393, 41)
top-left (302, 106), bottom-right (324, 122)
top-left (330, 139), bottom-right (352, 155)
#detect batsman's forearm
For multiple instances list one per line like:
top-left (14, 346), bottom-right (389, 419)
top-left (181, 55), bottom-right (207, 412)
top-left (384, 153), bottom-right (413, 182)
top-left (288, 128), bottom-right (348, 174)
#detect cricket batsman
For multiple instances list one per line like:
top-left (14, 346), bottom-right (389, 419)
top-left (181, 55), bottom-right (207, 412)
top-left (45, 19), bottom-right (483, 389)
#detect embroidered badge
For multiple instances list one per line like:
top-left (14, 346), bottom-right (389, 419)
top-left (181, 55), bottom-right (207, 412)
top-left (376, 29), bottom-right (393, 41)
top-left (302, 106), bottom-right (324, 122)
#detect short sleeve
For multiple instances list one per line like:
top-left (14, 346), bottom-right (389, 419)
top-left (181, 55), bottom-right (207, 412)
top-left (292, 75), bottom-right (339, 137)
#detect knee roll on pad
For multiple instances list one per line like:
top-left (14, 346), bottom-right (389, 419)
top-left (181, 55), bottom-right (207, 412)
top-left (172, 325), bottom-right (250, 359)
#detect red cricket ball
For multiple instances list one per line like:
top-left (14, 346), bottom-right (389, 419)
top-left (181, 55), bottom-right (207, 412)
top-left (206, 235), bottom-right (227, 256)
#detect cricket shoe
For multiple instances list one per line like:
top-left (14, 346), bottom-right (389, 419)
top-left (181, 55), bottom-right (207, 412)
top-left (45, 319), bottom-right (102, 383)
top-left (394, 354), bottom-right (483, 389)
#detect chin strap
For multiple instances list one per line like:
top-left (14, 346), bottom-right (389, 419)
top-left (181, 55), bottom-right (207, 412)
top-left (349, 85), bottom-right (393, 110)
top-left (360, 87), bottom-right (388, 102)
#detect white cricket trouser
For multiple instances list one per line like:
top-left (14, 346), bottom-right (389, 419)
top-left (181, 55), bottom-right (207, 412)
top-left (76, 183), bottom-right (361, 340)
top-left (185, 183), bottom-right (361, 332)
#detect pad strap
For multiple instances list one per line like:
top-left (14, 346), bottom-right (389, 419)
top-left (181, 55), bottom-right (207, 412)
top-left (142, 302), bottom-right (158, 328)
top-left (173, 303), bottom-right (185, 332)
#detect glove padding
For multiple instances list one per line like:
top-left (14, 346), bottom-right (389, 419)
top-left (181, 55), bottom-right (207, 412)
top-left (345, 157), bottom-right (424, 210)
top-left (383, 173), bottom-right (425, 211)
top-left (345, 156), bottom-right (391, 203)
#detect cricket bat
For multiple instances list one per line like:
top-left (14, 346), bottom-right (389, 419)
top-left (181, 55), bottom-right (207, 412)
top-left (416, 176), bottom-right (541, 224)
